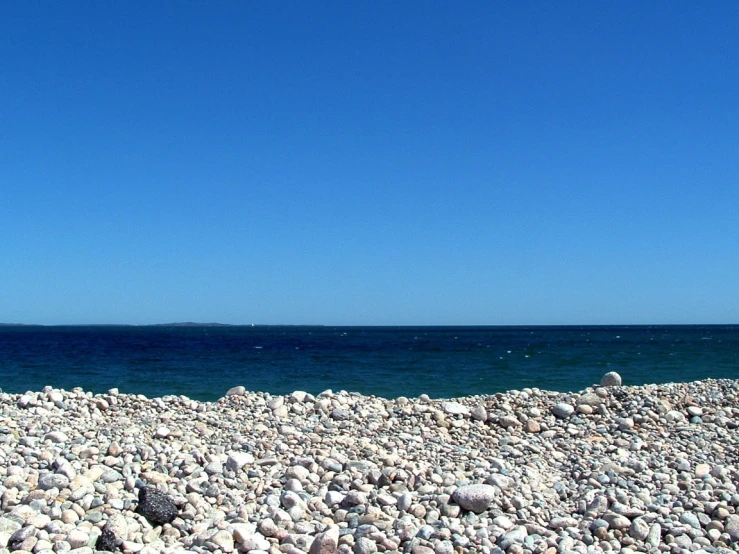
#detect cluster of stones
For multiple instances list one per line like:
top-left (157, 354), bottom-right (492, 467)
top-left (1, 375), bottom-right (739, 554)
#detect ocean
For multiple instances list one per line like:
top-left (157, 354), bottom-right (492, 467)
top-left (1, 325), bottom-right (737, 401)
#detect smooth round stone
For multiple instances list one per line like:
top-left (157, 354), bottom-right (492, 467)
top-left (283, 478), bottom-right (303, 492)
top-left (600, 372), bottom-right (622, 386)
top-left (66, 528), bottom-right (89, 549)
top-left (209, 529), bottom-right (234, 552)
top-left (452, 484), bottom-right (496, 513)
top-left (665, 410), bottom-right (686, 423)
top-left (552, 403), bottom-right (574, 419)
top-left (154, 426), bottom-right (170, 439)
top-left (44, 431), bottom-right (69, 443)
top-left (226, 386), bottom-right (246, 396)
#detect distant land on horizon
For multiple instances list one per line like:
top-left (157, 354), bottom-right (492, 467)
top-left (0, 322), bottom-right (331, 328)
top-left (0, 322), bottom-right (235, 327)
top-left (0, 322), bottom-right (737, 329)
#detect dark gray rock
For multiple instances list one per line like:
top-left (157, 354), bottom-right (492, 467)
top-left (135, 486), bottom-right (178, 526)
top-left (95, 527), bottom-right (118, 551)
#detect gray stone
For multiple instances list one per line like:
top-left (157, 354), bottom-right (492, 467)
top-left (308, 525), bottom-right (339, 554)
top-left (680, 512), bottom-right (702, 530)
top-left (602, 512), bottom-right (631, 530)
top-left (600, 371), bottom-right (622, 386)
top-left (452, 484), bottom-right (496, 513)
top-left (552, 403), bottom-right (574, 418)
top-left (434, 540), bottom-right (454, 554)
top-left (10, 525), bottom-right (36, 544)
top-left (630, 518), bottom-right (650, 541)
top-left (724, 515), bottom-right (739, 541)
top-left (397, 492), bottom-right (413, 512)
top-left (502, 526), bottom-right (528, 544)
top-left (646, 523), bottom-right (662, 547)
top-left (486, 474), bottom-right (511, 490)
top-left (470, 405), bottom-right (488, 421)
top-left (0, 518), bottom-right (21, 535)
top-left (331, 408), bottom-right (352, 420)
top-left (353, 536), bottom-right (378, 554)
top-left (38, 473), bottom-right (70, 490)
top-left (44, 430), bottom-right (69, 443)
top-left (577, 393), bottom-right (602, 406)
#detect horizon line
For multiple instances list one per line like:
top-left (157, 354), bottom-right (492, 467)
top-left (1, 321), bottom-right (737, 328)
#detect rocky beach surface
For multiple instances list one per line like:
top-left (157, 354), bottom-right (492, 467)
top-left (1, 375), bottom-right (739, 554)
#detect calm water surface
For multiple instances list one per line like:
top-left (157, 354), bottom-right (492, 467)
top-left (0, 325), bottom-right (737, 401)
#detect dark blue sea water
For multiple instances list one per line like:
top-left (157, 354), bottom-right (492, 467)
top-left (0, 325), bottom-right (737, 401)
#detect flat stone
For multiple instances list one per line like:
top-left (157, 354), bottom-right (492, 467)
top-left (442, 402), bottom-right (470, 416)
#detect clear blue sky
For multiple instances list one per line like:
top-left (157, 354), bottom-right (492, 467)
top-left (2, 2), bottom-right (737, 325)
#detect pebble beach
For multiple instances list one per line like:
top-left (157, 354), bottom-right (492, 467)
top-left (1, 375), bottom-right (739, 554)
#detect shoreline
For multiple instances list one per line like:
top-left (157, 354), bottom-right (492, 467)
top-left (1, 377), bottom-right (738, 553)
